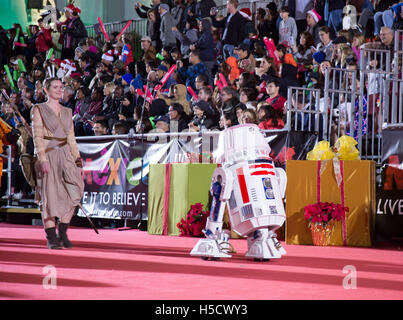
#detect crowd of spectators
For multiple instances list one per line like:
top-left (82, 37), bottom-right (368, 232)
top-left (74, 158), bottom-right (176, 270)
top-left (0, 0), bottom-right (401, 142)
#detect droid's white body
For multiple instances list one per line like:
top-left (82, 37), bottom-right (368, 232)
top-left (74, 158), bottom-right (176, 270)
top-left (190, 124), bottom-right (287, 261)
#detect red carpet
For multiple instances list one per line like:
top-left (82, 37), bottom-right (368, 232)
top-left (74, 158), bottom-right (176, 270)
top-left (0, 223), bottom-right (402, 300)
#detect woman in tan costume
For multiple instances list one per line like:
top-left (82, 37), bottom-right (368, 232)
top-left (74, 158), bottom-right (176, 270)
top-left (32, 78), bottom-right (84, 249)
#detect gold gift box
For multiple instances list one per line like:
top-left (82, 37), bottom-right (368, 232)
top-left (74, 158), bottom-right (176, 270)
top-left (285, 160), bottom-right (376, 246)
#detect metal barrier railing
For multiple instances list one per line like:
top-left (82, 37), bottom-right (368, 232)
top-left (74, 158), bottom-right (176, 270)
top-left (1, 146), bottom-right (13, 207)
top-left (358, 45), bottom-right (403, 163)
top-left (393, 29), bottom-right (403, 80)
top-left (324, 67), bottom-right (358, 146)
top-left (285, 86), bottom-right (326, 142)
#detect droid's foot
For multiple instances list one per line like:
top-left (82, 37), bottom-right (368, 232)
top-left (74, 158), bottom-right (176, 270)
top-left (245, 229), bottom-right (286, 260)
top-left (191, 239), bottom-right (232, 259)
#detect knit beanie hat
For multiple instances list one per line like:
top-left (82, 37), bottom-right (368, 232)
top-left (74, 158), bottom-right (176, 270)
top-left (307, 9), bottom-right (322, 23)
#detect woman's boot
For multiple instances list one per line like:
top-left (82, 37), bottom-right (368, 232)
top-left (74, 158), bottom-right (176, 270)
top-left (58, 223), bottom-right (73, 248)
top-left (45, 227), bottom-right (62, 249)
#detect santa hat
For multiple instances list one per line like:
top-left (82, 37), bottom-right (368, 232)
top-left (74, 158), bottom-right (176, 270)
top-left (64, 4), bottom-right (75, 12)
top-left (102, 50), bottom-right (115, 62)
top-left (60, 59), bottom-right (77, 72)
top-left (239, 8), bottom-right (252, 21)
top-left (73, 6), bottom-right (81, 15)
top-left (307, 9), bottom-right (322, 23)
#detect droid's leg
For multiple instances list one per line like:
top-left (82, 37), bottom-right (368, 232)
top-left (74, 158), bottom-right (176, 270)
top-left (275, 168), bottom-right (287, 199)
top-left (269, 229), bottom-right (287, 256)
top-left (190, 167), bottom-right (234, 259)
top-left (245, 228), bottom-right (286, 260)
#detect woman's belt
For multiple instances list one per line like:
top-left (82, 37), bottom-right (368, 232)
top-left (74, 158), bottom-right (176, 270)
top-left (43, 136), bottom-right (68, 153)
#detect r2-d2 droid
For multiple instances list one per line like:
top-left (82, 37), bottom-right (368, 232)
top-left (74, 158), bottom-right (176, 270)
top-left (190, 124), bottom-right (287, 261)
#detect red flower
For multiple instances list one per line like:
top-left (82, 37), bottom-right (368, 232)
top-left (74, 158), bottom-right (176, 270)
top-left (304, 202), bottom-right (348, 227)
top-left (177, 204), bottom-right (210, 237)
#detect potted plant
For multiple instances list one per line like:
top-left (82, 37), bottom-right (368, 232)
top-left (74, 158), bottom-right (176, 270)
top-left (177, 203), bottom-right (210, 237)
top-left (304, 202), bottom-right (349, 246)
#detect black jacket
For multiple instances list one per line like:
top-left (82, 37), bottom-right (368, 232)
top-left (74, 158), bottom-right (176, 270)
top-left (257, 19), bottom-right (278, 44)
top-left (65, 17), bottom-right (87, 49)
top-left (82, 64), bottom-right (96, 87)
top-left (195, 18), bottom-right (216, 61)
top-left (191, 115), bottom-right (218, 130)
top-left (0, 30), bottom-right (9, 66)
top-left (211, 11), bottom-right (246, 46)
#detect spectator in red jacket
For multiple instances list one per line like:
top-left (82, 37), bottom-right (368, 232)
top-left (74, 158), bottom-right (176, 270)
top-left (258, 104), bottom-right (285, 130)
top-left (265, 79), bottom-right (286, 116)
top-left (35, 18), bottom-right (53, 55)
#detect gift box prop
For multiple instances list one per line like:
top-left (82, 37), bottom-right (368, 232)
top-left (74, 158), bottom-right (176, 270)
top-left (147, 163), bottom-right (217, 236)
top-left (286, 136), bottom-right (376, 247)
top-left (190, 124), bottom-right (287, 261)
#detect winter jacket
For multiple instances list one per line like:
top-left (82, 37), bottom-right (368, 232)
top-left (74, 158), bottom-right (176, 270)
top-left (142, 46), bottom-right (158, 65)
top-left (82, 64), bottom-right (96, 87)
top-left (181, 2), bottom-right (197, 30)
top-left (279, 63), bottom-right (299, 98)
top-left (160, 11), bottom-right (177, 47)
top-left (257, 19), bottom-right (277, 43)
top-left (135, 5), bottom-right (162, 51)
top-left (191, 115), bottom-right (218, 131)
top-left (211, 11), bottom-right (247, 46)
top-left (35, 28), bottom-right (53, 53)
top-left (64, 17), bottom-right (87, 50)
top-left (194, 18), bottom-right (216, 61)
top-left (171, 5), bottom-right (184, 28)
top-left (172, 28), bottom-right (199, 57)
top-left (177, 62), bottom-right (207, 92)
top-left (120, 44), bottom-right (134, 66)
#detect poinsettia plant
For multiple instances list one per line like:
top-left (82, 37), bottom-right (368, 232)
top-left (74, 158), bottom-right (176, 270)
top-left (304, 202), bottom-right (349, 227)
top-left (177, 203), bottom-right (210, 237)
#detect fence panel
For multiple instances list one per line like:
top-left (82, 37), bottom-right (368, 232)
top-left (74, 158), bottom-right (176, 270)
top-left (285, 86), bottom-right (325, 142)
top-left (323, 67), bottom-right (358, 146)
